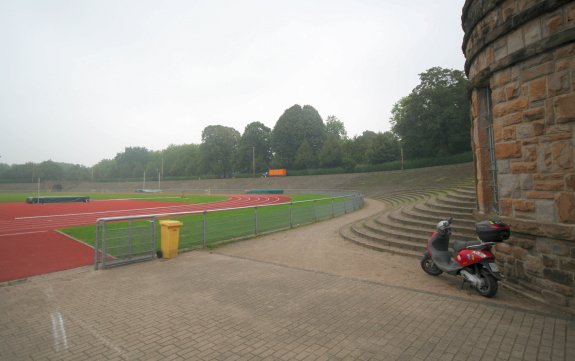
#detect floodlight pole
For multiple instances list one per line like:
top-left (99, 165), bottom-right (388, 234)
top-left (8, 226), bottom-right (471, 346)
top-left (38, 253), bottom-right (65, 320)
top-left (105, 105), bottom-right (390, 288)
top-left (143, 170), bottom-right (146, 189)
top-left (37, 178), bottom-right (40, 203)
top-left (158, 169), bottom-right (161, 190)
top-left (252, 146), bottom-right (255, 177)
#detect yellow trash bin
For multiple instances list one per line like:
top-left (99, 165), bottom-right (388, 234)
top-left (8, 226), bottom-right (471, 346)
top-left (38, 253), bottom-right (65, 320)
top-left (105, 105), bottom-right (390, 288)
top-left (159, 220), bottom-right (183, 259)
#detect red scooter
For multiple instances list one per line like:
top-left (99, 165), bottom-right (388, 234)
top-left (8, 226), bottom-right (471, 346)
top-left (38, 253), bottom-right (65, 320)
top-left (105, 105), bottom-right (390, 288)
top-left (420, 218), bottom-right (510, 297)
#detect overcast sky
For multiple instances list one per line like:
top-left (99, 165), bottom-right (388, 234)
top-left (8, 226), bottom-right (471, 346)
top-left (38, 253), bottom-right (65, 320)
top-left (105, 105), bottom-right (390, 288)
top-left (0, 0), bottom-right (466, 167)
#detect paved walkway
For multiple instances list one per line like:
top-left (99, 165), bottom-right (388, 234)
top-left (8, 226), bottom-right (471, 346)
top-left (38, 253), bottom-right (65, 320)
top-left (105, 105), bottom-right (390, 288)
top-left (1, 200), bottom-right (573, 360)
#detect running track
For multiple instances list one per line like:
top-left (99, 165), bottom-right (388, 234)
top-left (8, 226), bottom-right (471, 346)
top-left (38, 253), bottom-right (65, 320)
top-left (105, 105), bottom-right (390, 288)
top-left (0, 195), bottom-right (290, 282)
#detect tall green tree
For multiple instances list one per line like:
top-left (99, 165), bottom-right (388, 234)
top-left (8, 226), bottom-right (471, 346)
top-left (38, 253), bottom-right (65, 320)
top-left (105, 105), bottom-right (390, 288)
top-left (390, 67), bottom-right (470, 158)
top-left (200, 125), bottom-right (240, 178)
top-left (162, 144), bottom-right (201, 177)
top-left (114, 147), bottom-right (150, 179)
top-left (237, 122), bottom-right (272, 174)
top-left (325, 115), bottom-right (347, 140)
top-left (294, 140), bottom-right (316, 169)
top-left (366, 132), bottom-right (400, 164)
top-left (271, 104), bottom-right (326, 168)
top-left (320, 135), bottom-right (344, 168)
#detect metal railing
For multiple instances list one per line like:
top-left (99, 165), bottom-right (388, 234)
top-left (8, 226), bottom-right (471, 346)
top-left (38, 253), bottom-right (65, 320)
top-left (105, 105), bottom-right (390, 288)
top-left (94, 192), bottom-right (363, 269)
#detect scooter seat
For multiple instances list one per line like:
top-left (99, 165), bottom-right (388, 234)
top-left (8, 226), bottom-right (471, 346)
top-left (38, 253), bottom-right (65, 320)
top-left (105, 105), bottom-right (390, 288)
top-left (452, 240), bottom-right (481, 253)
top-left (432, 250), bottom-right (463, 273)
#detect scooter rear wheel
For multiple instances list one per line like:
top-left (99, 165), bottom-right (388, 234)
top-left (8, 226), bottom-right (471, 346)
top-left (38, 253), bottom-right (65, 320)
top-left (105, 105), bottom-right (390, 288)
top-left (476, 269), bottom-right (498, 297)
top-left (421, 253), bottom-right (443, 276)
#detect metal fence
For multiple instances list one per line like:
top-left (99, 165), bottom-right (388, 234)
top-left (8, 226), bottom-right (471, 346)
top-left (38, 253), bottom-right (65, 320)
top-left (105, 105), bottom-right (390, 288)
top-left (94, 192), bottom-right (363, 270)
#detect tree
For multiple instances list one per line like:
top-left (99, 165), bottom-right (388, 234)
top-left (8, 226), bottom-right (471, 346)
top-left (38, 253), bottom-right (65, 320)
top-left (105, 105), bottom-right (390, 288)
top-left (294, 140), bottom-right (317, 169)
top-left (237, 122), bottom-right (272, 174)
top-left (366, 132), bottom-right (400, 164)
top-left (162, 144), bottom-right (201, 177)
top-left (390, 67), bottom-right (470, 158)
top-left (320, 135), bottom-right (343, 168)
top-left (271, 104), bottom-right (326, 168)
top-left (200, 125), bottom-right (240, 178)
top-left (325, 115), bottom-right (347, 140)
top-left (114, 147), bottom-right (150, 179)
top-left (92, 159), bottom-right (116, 181)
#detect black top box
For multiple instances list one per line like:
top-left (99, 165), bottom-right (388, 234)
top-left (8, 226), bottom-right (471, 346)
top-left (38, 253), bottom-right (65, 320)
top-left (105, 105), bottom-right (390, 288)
top-left (476, 220), bottom-right (510, 242)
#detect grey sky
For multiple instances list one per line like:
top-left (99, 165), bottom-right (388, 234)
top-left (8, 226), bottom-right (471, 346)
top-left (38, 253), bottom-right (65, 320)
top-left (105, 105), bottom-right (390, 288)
top-left (0, 0), bottom-right (466, 167)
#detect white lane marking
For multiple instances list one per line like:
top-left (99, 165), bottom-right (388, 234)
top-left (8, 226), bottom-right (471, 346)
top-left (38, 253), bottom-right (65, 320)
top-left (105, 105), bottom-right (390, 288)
top-left (0, 230), bottom-right (48, 237)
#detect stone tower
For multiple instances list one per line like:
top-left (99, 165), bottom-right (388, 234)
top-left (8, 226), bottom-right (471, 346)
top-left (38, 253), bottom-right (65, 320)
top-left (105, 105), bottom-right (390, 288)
top-left (462, 0), bottom-right (575, 311)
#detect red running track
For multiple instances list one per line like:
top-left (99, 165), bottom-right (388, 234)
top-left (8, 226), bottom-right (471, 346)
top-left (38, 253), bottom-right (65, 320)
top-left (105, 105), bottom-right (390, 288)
top-left (0, 195), bottom-right (290, 282)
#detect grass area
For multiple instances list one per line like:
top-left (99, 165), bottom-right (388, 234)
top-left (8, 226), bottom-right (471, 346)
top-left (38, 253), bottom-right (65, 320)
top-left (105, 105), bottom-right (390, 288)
top-left (60, 193), bottom-right (346, 256)
top-left (0, 192), bottom-right (228, 204)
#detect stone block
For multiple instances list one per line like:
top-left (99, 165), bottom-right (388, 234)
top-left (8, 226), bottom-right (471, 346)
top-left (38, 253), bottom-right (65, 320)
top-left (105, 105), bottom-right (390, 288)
top-left (554, 93), bottom-right (575, 123)
top-left (495, 142), bottom-right (522, 159)
top-left (511, 246), bottom-right (528, 260)
top-left (554, 43), bottom-right (575, 59)
top-left (552, 141), bottom-right (573, 170)
top-left (527, 191), bottom-right (555, 199)
top-left (491, 69), bottom-right (511, 88)
top-left (520, 173), bottom-right (533, 189)
top-left (535, 199), bottom-right (556, 223)
top-left (494, 97), bottom-right (529, 118)
top-left (506, 82), bottom-right (521, 100)
top-left (514, 199), bottom-right (535, 212)
top-left (537, 237), bottom-right (572, 256)
top-left (556, 192), bottom-right (575, 223)
top-left (500, 198), bottom-right (513, 216)
top-left (523, 18), bottom-right (542, 45)
top-left (507, 28), bottom-right (524, 54)
top-left (497, 159), bottom-right (510, 174)
top-left (534, 180), bottom-right (563, 191)
top-left (503, 126), bottom-right (516, 140)
top-left (543, 268), bottom-right (573, 285)
top-left (500, 112), bottom-right (523, 126)
top-left (566, 173), bottom-right (575, 191)
top-left (560, 258), bottom-right (575, 272)
top-left (498, 174), bottom-right (521, 197)
top-left (543, 10), bottom-right (564, 36)
top-left (525, 255), bottom-right (543, 274)
top-left (522, 144), bottom-right (537, 162)
top-left (528, 77), bottom-right (547, 101)
top-left (548, 70), bottom-right (571, 97)
top-left (522, 106), bottom-right (545, 121)
top-left (495, 242), bottom-right (512, 254)
top-left (511, 162), bottom-right (537, 173)
top-left (521, 61), bottom-right (554, 82)
top-left (541, 289), bottom-right (568, 306)
top-left (542, 254), bottom-right (557, 267)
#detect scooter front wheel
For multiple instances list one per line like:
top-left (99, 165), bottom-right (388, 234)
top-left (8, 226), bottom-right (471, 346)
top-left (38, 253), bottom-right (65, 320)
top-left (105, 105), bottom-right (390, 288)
top-left (420, 252), bottom-right (443, 276)
top-left (476, 269), bottom-right (498, 297)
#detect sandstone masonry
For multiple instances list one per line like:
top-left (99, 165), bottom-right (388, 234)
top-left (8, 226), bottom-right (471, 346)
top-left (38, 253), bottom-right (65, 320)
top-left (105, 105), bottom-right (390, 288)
top-left (462, 0), bottom-right (575, 312)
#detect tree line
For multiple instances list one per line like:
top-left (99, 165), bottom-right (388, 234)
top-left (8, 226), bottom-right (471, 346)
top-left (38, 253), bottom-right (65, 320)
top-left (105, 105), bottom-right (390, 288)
top-left (0, 67), bottom-right (471, 183)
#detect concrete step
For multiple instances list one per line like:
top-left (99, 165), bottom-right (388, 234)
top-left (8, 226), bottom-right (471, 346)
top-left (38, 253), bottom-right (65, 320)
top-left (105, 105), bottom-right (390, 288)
top-left (435, 193), bottom-right (477, 208)
top-left (399, 205), bottom-right (476, 228)
top-left (342, 185), bottom-right (479, 257)
top-left (339, 225), bottom-right (422, 258)
top-left (384, 208), bottom-right (476, 239)
top-left (412, 203), bottom-right (475, 221)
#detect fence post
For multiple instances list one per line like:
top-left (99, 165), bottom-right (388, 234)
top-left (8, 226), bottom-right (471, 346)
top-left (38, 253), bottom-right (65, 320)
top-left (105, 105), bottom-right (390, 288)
top-left (314, 200), bottom-right (318, 222)
top-left (254, 206), bottom-right (258, 235)
top-left (94, 221), bottom-right (100, 270)
top-left (290, 202), bottom-right (293, 228)
top-left (128, 219), bottom-right (133, 260)
top-left (331, 198), bottom-right (335, 218)
top-left (202, 210), bottom-right (207, 248)
top-left (102, 222), bottom-right (107, 269)
top-left (151, 217), bottom-right (157, 258)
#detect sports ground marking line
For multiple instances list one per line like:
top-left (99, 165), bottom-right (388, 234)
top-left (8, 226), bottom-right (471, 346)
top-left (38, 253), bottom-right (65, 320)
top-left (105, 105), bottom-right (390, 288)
top-left (0, 230), bottom-right (48, 237)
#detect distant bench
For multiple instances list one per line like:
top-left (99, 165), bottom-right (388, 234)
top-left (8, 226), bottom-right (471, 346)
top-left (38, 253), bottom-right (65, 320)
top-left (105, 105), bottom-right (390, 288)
top-left (26, 196), bottom-right (90, 204)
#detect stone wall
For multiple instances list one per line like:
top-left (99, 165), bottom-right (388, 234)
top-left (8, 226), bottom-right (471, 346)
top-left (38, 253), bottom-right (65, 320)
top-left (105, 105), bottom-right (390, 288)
top-left (462, 0), bottom-right (575, 311)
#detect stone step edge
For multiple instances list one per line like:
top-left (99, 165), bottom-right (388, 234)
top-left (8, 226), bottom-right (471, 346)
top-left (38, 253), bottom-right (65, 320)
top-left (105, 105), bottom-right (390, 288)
top-left (339, 225), bottom-right (421, 259)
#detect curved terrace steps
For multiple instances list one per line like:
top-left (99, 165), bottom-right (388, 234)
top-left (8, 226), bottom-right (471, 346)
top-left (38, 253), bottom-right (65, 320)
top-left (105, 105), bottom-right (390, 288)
top-left (341, 185), bottom-right (478, 258)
